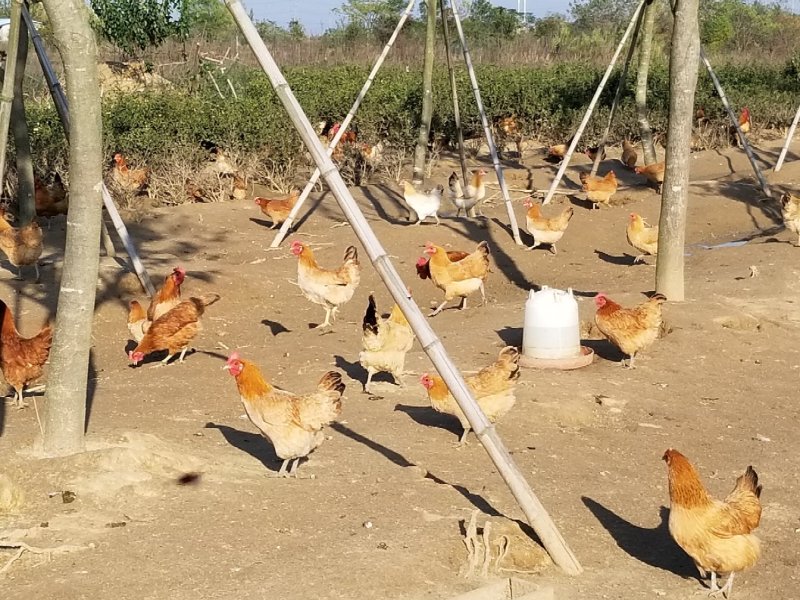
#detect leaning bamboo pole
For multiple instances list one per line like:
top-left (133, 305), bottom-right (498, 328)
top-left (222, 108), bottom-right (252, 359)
top-left (699, 49), bottom-right (772, 199)
top-left (0, 0), bottom-right (23, 193)
top-left (542, 0), bottom-right (646, 205)
top-left (589, 4), bottom-right (645, 177)
top-left (448, 0), bottom-right (521, 242)
top-left (440, 0), bottom-right (469, 203)
top-left (224, 0), bottom-right (582, 577)
top-left (22, 3), bottom-right (155, 296)
top-left (270, 0), bottom-right (416, 248)
top-left (11, 9), bottom-right (35, 226)
top-left (775, 103), bottom-right (800, 172)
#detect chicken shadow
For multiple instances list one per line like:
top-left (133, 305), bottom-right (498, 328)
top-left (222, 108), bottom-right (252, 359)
top-left (496, 326), bottom-right (522, 347)
top-left (333, 355), bottom-right (366, 386)
top-left (594, 250), bottom-right (639, 266)
top-left (262, 318), bottom-right (290, 336)
top-left (361, 184), bottom-right (412, 226)
top-left (330, 421), bottom-right (503, 517)
top-left (581, 338), bottom-right (625, 363)
top-left (582, 497), bottom-right (697, 579)
top-left (393, 403), bottom-right (462, 440)
top-left (205, 422), bottom-right (281, 472)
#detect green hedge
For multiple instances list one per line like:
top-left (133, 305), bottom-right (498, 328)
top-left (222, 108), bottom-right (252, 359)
top-left (25, 61), bottom-right (800, 176)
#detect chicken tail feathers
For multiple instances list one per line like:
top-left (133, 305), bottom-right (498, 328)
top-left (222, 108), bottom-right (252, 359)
top-left (363, 294), bottom-right (379, 336)
top-left (649, 293), bottom-right (667, 304)
top-left (196, 293), bottom-right (221, 307)
top-left (476, 240), bottom-right (490, 258)
top-left (498, 346), bottom-right (521, 380)
top-left (317, 371), bottom-right (346, 411)
top-left (343, 245), bottom-right (358, 264)
top-left (738, 466), bottom-right (762, 498)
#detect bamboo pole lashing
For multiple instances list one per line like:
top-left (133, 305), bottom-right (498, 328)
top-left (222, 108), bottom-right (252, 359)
top-left (270, 0), bottom-right (417, 249)
top-left (541, 0), bottom-right (647, 205)
top-left (21, 3), bottom-right (155, 295)
top-left (224, 0), bottom-right (582, 576)
top-left (448, 0), bottom-right (522, 243)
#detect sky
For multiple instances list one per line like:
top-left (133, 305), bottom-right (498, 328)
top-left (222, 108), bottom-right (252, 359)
top-left (240, 0), bottom-right (570, 35)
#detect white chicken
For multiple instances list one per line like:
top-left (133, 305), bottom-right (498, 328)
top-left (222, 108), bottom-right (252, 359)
top-left (400, 180), bottom-right (442, 225)
top-left (448, 169), bottom-right (487, 217)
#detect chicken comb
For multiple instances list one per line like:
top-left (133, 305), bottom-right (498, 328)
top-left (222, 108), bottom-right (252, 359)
top-left (173, 266), bottom-right (186, 276)
top-left (416, 257), bottom-right (428, 267)
top-left (226, 351), bottom-right (241, 364)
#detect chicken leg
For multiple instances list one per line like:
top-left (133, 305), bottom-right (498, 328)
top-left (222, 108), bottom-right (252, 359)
top-left (177, 347), bottom-right (189, 363)
top-left (363, 367), bottom-right (376, 393)
top-left (457, 427), bottom-right (471, 446)
top-left (429, 299), bottom-right (450, 317)
top-left (709, 572), bottom-right (735, 599)
top-left (314, 307), bottom-right (334, 330)
top-left (14, 388), bottom-right (27, 409)
top-left (277, 459), bottom-right (292, 477)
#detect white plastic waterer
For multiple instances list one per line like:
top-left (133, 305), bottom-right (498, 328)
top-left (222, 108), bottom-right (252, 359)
top-left (520, 286), bottom-right (594, 369)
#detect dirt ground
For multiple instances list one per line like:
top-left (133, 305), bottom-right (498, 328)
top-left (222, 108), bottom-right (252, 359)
top-left (1, 137), bottom-right (799, 600)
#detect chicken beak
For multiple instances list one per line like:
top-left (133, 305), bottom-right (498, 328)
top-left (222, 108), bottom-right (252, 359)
top-left (222, 364), bottom-right (230, 371)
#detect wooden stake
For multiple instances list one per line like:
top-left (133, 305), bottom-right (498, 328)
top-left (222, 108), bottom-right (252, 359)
top-left (22, 4), bottom-right (154, 296)
top-left (590, 3), bottom-right (645, 177)
top-left (440, 0), bottom-right (469, 201)
top-left (270, 0), bottom-right (417, 249)
top-left (541, 0), bottom-right (647, 205)
top-left (225, 0), bottom-right (581, 576)
top-left (448, 0), bottom-right (522, 244)
top-left (775, 102), bottom-right (800, 172)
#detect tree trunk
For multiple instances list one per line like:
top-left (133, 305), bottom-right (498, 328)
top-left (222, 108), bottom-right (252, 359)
top-left (635, 0), bottom-right (657, 166)
top-left (412, 0), bottom-right (436, 185)
top-left (0, 0), bottom-right (23, 197)
top-left (12, 15), bottom-right (35, 225)
top-left (655, 0), bottom-right (700, 302)
top-left (40, 0), bottom-right (103, 457)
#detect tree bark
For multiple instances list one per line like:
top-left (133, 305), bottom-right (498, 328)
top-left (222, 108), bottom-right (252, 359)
top-left (40, 0), bottom-right (103, 456)
top-left (655, 0), bottom-right (700, 302)
top-left (635, 0), bottom-right (657, 166)
top-left (12, 15), bottom-right (35, 225)
top-left (412, 0), bottom-right (436, 185)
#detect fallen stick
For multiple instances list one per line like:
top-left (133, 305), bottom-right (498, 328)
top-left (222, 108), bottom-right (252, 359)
top-left (0, 541), bottom-right (89, 575)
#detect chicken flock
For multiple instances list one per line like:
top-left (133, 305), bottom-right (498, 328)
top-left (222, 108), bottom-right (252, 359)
top-left (4, 103), bottom-right (793, 599)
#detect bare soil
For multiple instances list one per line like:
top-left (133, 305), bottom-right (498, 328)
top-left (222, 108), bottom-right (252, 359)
top-left (1, 138), bottom-right (799, 600)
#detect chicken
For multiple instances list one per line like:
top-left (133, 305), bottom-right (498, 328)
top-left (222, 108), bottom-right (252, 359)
top-left (291, 241), bottom-right (360, 330)
top-left (736, 106), bottom-right (751, 136)
top-left (359, 295), bottom-right (414, 393)
top-left (401, 180), bottom-right (442, 225)
top-left (223, 352), bottom-right (344, 477)
top-left (585, 145), bottom-right (606, 162)
top-left (627, 213), bottom-right (659, 264)
top-left (448, 169), bottom-right (487, 217)
top-left (545, 136), bottom-right (574, 163)
top-left (128, 293), bottom-right (220, 367)
top-left (492, 114), bottom-right (523, 156)
top-left (423, 240), bottom-right (490, 316)
top-left (254, 190), bottom-right (300, 229)
top-left (34, 172), bottom-right (68, 217)
top-left (232, 172), bottom-right (247, 200)
top-left (780, 192), bottom-right (800, 246)
top-left (663, 448), bottom-right (762, 598)
top-left (147, 266), bottom-right (186, 323)
top-left (621, 139), bottom-right (638, 169)
top-left (111, 153), bottom-right (149, 193)
top-left (635, 161), bottom-right (665, 193)
top-left (415, 250), bottom-right (470, 281)
top-left (0, 210), bottom-right (43, 280)
top-left (360, 141), bottom-right (384, 167)
top-left (580, 170), bottom-right (618, 208)
top-left (127, 300), bottom-right (150, 343)
top-left (522, 198), bottom-right (573, 254)
top-left (420, 346), bottom-right (520, 444)
top-left (0, 299), bottom-right (52, 408)
top-left (329, 122), bottom-right (357, 144)
top-left (594, 292), bottom-right (666, 368)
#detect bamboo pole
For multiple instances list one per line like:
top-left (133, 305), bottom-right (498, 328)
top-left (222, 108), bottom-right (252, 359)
top-left (590, 3), bottom-right (645, 177)
top-left (10, 3), bottom-right (35, 226)
top-left (698, 50), bottom-right (771, 198)
top-left (541, 0), bottom-right (646, 205)
top-left (448, 0), bottom-right (522, 243)
top-left (440, 0), bottom-right (469, 201)
top-left (224, 0), bottom-right (582, 576)
top-left (270, 0), bottom-right (416, 249)
top-left (412, 0), bottom-right (437, 184)
top-left (0, 0), bottom-right (23, 193)
top-left (774, 102), bottom-right (800, 172)
top-left (22, 3), bottom-right (155, 296)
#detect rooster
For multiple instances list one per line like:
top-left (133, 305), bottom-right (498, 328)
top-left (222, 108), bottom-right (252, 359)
top-left (420, 346), bottom-right (520, 444)
top-left (359, 295), bottom-right (414, 393)
top-left (422, 240), bottom-right (490, 316)
top-left (522, 198), bottom-right (573, 254)
top-left (0, 299), bottom-right (51, 408)
top-left (224, 352), bottom-right (345, 477)
top-left (128, 293), bottom-right (220, 367)
top-left (448, 169), bottom-right (487, 217)
top-left (111, 153), bottom-right (149, 193)
top-left (663, 449), bottom-right (762, 598)
top-left (627, 213), bottom-right (659, 264)
top-left (291, 241), bottom-right (360, 330)
top-left (594, 293), bottom-right (666, 368)
top-left (400, 180), bottom-right (442, 225)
